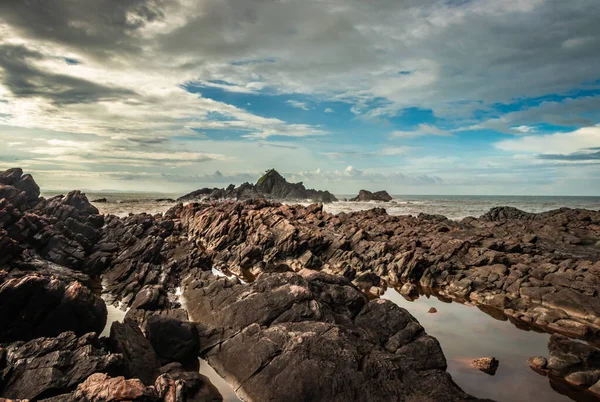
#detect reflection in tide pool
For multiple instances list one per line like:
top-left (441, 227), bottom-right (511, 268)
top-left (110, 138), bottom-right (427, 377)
top-left (199, 359), bottom-right (242, 402)
top-left (383, 289), bottom-right (584, 402)
top-left (100, 305), bottom-right (127, 337)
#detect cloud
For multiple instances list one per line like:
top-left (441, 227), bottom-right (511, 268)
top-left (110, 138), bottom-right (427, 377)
top-left (390, 124), bottom-right (452, 138)
top-left (512, 125), bottom-right (536, 133)
top-left (537, 150), bottom-right (600, 161)
top-left (324, 146), bottom-right (411, 159)
top-left (0, 44), bottom-right (137, 105)
top-left (286, 100), bottom-right (310, 110)
top-left (0, 0), bottom-right (600, 195)
top-left (324, 108), bottom-right (334, 113)
top-left (495, 126), bottom-right (600, 155)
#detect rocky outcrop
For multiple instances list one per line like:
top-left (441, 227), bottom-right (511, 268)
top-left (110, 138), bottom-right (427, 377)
top-left (529, 334), bottom-right (600, 398)
top-left (349, 189), bottom-right (393, 202)
top-left (0, 168), bottom-right (40, 204)
top-left (0, 331), bottom-right (121, 400)
top-left (177, 169), bottom-right (337, 203)
top-left (183, 269), bottom-right (486, 402)
top-left (0, 273), bottom-right (107, 342)
top-left (4, 166), bottom-right (600, 402)
top-left (0, 168), bottom-right (224, 402)
top-left (173, 200), bottom-right (600, 339)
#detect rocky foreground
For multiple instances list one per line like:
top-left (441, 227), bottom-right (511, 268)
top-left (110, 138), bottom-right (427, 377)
top-left (2, 167), bottom-right (600, 400)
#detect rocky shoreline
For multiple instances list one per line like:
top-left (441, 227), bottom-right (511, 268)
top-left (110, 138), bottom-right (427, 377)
top-left (2, 167), bottom-right (600, 401)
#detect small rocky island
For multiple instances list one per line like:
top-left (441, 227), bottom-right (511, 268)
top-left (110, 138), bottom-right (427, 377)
top-left (2, 167), bottom-right (600, 401)
top-left (178, 168), bottom-right (337, 203)
top-left (350, 189), bottom-right (393, 202)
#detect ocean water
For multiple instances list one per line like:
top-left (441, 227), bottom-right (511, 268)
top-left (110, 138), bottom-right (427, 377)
top-left (42, 191), bottom-right (600, 219)
top-left (328, 194), bottom-right (600, 220)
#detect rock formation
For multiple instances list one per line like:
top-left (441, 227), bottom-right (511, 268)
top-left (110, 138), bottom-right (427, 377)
top-left (177, 169), bottom-right (337, 203)
top-left (350, 189), bottom-right (393, 202)
top-left (172, 200), bottom-right (600, 339)
top-left (3, 166), bottom-right (600, 401)
top-left (0, 168), bottom-right (222, 402)
top-left (183, 269), bottom-right (485, 402)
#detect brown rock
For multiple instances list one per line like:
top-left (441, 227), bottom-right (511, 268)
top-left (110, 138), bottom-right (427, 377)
top-left (470, 357), bottom-right (499, 375)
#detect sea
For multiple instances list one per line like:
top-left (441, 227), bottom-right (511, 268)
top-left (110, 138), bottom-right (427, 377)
top-left (42, 191), bottom-right (600, 220)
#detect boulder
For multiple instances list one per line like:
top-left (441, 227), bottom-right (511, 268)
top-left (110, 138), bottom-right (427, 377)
top-left (470, 357), bottom-right (499, 375)
top-left (145, 315), bottom-right (199, 363)
top-left (73, 373), bottom-right (157, 401)
top-left (13, 174), bottom-right (40, 202)
top-left (183, 270), bottom-right (485, 402)
top-left (0, 168), bottom-right (23, 186)
top-left (109, 319), bottom-right (161, 385)
top-left (0, 274), bottom-right (107, 342)
top-left (0, 332), bottom-right (121, 400)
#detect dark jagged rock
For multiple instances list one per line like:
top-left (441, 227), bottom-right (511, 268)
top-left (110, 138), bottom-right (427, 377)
top-left (13, 174), bottom-right (40, 202)
top-left (183, 269), bottom-right (486, 402)
top-left (0, 168), bottom-right (40, 207)
top-left (109, 319), bottom-right (162, 386)
top-left (172, 200), bottom-right (600, 339)
top-left (177, 169), bottom-right (337, 203)
top-left (145, 315), bottom-right (199, 363)
top-left (480, 206), bottom-right (537, 221)
top-left (0, 168), bottom-right (24, 185)
top-left (349, 189), bottom-right (393, 202)
top-left (91, 197), bottom-right (108, 203)
top-left (0, 332), bottom-right (121, 400)
top-left (0, 274), bottom-right (107, 342)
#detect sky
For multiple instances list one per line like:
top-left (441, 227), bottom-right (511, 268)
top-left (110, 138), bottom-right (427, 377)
top-left (0, 0), bottom-right (599, 195)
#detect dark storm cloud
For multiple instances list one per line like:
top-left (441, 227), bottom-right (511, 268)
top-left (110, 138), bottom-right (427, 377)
top-left (0, 44), bottom-right (136, 105)
top-left (0, 0), bottom-right (164, 58)
top-left (537, 149), bottom-right (600, 161)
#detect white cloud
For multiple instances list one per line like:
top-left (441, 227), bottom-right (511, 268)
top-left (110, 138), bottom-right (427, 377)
top-left (390, 124), bottom-right (452, 138)
top-left (495, 126), bottom-right (600, 155)
top-left (324, 108), bottom-right (334, 113)
top-left (512, 125), bottom-right (536, 133)
top-left (286, 100), bottom-right (310, 111)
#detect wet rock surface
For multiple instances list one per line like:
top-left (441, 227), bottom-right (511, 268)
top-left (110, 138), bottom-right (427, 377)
top-left (183, 269), bottom-right (486, 402)
top-left (178, 168), bottom-right (337, 203)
